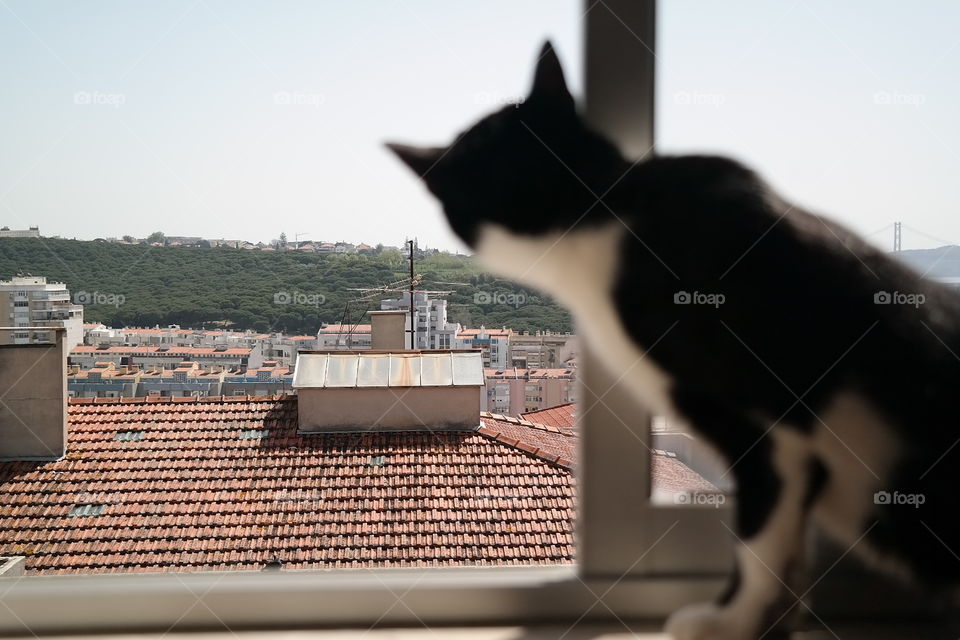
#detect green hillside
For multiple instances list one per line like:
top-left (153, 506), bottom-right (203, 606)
top-left (0, 238), bottom-right (571, 334)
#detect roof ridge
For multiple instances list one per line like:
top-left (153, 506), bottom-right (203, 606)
top-left (477, 422), bottom-right (574, 471)
top-left (480, 412), bottom-right (573, 436)
top-left (521, 401), bottom-right (575, 415)
top-left (68, 394), bottom-right (293, 406)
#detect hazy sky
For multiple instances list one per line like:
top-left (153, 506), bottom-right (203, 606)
top-left (2, 1), bottom-right (958, 252)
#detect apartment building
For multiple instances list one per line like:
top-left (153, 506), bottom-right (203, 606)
top-left (0, 276), bottom-right (83, 348)
top-left (509, 331), bottom-right (577, 369)
top-left (69, 345), bottom-right (256, 370)
top-left (379, 291), bottom-right (460, 350)
top-left (456, 326), bottom-right (511, 369)
top-left (0, 226), bottom-right (40, 238)
top-left (316, 323), bottom-right (372, 349)
top-left (482, 367), bottom-right (576, 416)
top-left (221, 361), bottom-right (294, 396)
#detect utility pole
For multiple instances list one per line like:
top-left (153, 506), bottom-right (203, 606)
top-left (893, 222), bottom-right (902, 252)
top-left (409, 239), bottom-right (415, 350)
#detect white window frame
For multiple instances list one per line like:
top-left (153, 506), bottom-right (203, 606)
top-left (0, 2), bottom-right (733, 634)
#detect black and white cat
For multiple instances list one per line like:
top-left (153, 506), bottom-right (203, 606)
top-left (388, 43), bottom-right (960, 640)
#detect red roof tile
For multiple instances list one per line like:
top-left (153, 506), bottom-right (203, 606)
top-left (479, 414), bottom-right (576, 468)
top-left (482, 412), bottom-right (718, 497)
top-left (521, 403), bottom-right (577, 428)
top-left (650, 450), bottom-right (719, 495)
top-left (0, 397), bottom-right (574, 575)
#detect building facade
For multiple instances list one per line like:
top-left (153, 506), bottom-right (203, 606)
top-left (379, 292), bottom-right (460, 350)
top-left (482, 368), bottom-right (576, 416)
top-left (69, 345), bottom-right (255, 370)
top-left (456, 326), bottom-right (511, 369)
top-left (316, 323), bottom-right (372, 350)
top-left (0, 226), bottom-right (40, 238)
top-left (509, 331), bottom-right (577, 369)
top-left (0, 276), bottom-right (83, 348)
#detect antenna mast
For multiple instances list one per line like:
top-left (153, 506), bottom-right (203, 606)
top-left (409, 239), bottom-right (415, 349)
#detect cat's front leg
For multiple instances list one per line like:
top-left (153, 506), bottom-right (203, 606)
top-left (666, 427), bottom-right (817, 640)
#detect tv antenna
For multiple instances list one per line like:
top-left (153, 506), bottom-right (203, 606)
top-left (347, 241), bottom-right (453, 348)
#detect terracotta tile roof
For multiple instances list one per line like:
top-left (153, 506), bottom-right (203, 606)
top-left (650, 450), bottom-right (719, 495)
top-left (521, 403), bottom-right (577, 429)
top-left (458, 329), bottom-right (511, 337)
top-left (483, 411), bottom-right (719, 497)
top-left (317, 324), bottom-right (371, 334)
top-left (479, 414), bottom-right (576, 469)
top-left (121, 329), bottom-right (196, 335)
top-left (484, 368), bottom-right (574, 380)
top-left (71, 346), bottom-right (251, 356)
top-left (229, 367), bottom-right (292, 378)
top-left (0, 397), bottom-right (574, 575)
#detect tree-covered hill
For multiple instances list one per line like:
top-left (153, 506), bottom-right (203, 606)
top-left (0, 238), bottom-right (572, 334)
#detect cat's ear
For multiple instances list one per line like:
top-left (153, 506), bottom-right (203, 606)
top-left (528, 41), bottom-right (574, 110)
top-left (385, 143), bottom-right (446, 179)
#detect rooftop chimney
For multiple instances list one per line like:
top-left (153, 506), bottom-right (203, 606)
top-left (0, 328), bottom-right (67, 461)
top-left (368, 310), bottom-right (407, 351)
top-left (292, 350), bottom-right (483, 432)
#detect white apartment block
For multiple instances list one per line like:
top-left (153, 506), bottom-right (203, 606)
top-left (0, 276), bottom-right (83, 348)
top-left (0, 226), bottom-right (40, 238)
top-left (379, 291), bottom-right (460, 350)
top-left (316, 323), bottom-right (372, 350)
top-left (455, 326), bottom-right (511, 369)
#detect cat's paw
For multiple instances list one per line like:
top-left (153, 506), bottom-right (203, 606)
top-left (664, 603), bottom-right (749, 640)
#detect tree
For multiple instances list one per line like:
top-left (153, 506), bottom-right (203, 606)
top-left (121, 235), bottom-right (135, 243)
top-left (278, 232), bottom-right (288, 250)
top-left (146, 231), bottom-right (166, 244)
top-left (380, 249), bottom-right (403, 269)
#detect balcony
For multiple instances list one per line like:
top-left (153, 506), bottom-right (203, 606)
top-left (31, 292), bottom-right (70, 302)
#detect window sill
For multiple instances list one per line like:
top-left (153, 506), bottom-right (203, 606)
top-left (0, 566), bottom-right (725, 635)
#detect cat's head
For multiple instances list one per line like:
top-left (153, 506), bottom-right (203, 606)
top-left (387, 42), bottom-right (625, 249)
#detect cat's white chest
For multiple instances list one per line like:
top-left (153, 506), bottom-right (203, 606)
top-left (473, 222), bottom-right (675, 415)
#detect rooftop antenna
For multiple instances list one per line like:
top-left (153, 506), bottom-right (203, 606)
top-left (894, 221), bottom-right (902, 252)
top-left (409, 239), bottom-right (415, 349)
